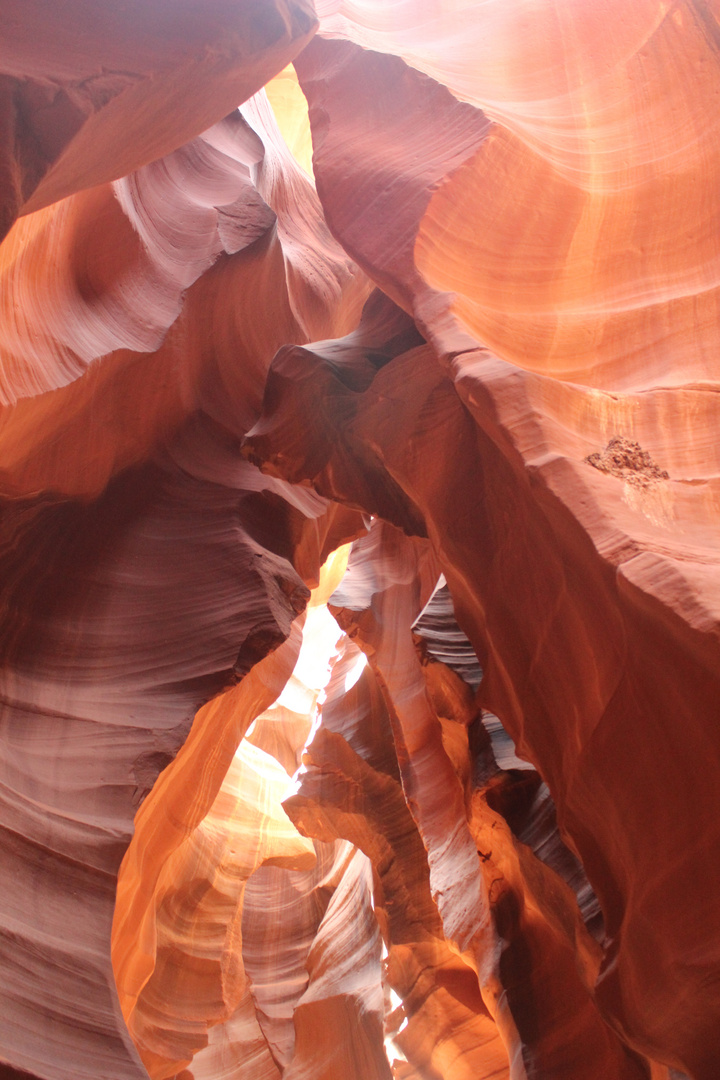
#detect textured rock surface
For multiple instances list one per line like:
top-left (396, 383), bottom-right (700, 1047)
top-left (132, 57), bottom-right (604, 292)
top-left (0, 0), bottom-right (316, 240)
top-left (0, 3), bottom-right (717, 1080)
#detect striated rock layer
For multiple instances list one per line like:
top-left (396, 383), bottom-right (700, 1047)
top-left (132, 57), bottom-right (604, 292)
top-left (0, 3), bottom-right (718, 1080)
top-left (0, 0), bottom-right (316, 242)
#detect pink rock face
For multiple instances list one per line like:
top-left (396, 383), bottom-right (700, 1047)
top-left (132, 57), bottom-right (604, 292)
top-left (0, 0), bottom-right (316, 239)
top-left (0, 4), bottom-right (718, 1080)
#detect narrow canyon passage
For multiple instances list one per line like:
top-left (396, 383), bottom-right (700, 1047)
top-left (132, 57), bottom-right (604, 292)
top-left (0, 3), bottom-right (718, 1079)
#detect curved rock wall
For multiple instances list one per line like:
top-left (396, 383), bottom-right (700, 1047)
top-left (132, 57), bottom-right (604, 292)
top-left (0, 3), bottom-right (716, 1080)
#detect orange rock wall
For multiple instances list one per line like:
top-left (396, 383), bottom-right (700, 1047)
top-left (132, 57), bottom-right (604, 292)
top-left (0, 3), bottom-right (718, 1080)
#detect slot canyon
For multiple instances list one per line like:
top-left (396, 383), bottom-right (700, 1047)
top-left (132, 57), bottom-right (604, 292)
top-left (0, 2), bottom-right (719, 1078)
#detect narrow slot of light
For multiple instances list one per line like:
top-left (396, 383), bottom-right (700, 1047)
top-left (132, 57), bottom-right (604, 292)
top-left (284, 687), bottom-right (326, 800)
top-left (344, 651), bottom-right (367, 692)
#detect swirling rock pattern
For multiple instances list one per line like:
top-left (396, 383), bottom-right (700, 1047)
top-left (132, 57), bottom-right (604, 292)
top-left (0, 0), bottom-right (316, 240)
top-left (0, 3), bottom-right (717, 1080)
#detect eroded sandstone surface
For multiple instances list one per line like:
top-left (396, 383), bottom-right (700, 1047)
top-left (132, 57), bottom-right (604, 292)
top-left (0, 3), bottom-right (718, 1080)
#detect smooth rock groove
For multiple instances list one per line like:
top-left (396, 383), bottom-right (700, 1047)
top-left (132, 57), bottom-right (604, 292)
top-left (0, 4), bottom-right (717, 1080)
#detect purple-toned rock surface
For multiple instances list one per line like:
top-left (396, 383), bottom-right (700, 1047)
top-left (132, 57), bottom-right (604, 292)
top-left (1, 4), bottom-right (718, 1080)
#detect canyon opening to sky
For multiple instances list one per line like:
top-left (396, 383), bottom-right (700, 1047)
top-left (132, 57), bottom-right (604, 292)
top-left (0, 3), bottom-right (718, 1079)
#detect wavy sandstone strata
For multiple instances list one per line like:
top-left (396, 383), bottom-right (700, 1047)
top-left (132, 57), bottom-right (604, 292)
top-left (1, 3), bottom-right (718, 1080)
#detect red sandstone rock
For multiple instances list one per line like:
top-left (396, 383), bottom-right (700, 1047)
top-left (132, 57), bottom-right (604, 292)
top-left (246, 25), bottom-right (720, 1072)
top-left (0, 0), bottom-right (316, 241)
top-left (1, 3), bottom-right (718, 1080)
